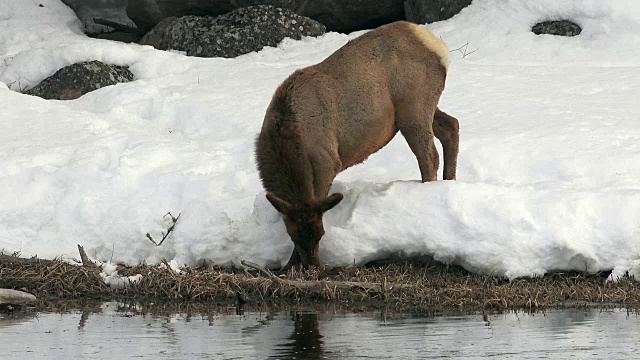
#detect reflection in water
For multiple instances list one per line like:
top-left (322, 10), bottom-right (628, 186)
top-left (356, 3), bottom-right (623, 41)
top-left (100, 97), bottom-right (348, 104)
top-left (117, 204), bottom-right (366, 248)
top-left (271, 312), bottom-right (324, 359)
top-left (0, 311), bottom-right (36, 329)
top-left (78, 310), bottom-right (90, 330)
top-left (1, 304), bottom-right (640, 359)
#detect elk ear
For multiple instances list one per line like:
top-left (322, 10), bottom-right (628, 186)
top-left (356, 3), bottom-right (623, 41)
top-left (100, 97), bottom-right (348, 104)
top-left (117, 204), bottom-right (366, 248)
top-left (266, 192), bottom-right (292, 215)
top-left (318, 193), bottom-right (343, 213)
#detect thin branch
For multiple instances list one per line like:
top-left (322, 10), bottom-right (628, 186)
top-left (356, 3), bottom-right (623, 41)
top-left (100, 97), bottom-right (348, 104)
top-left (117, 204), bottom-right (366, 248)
top-left (449, 42), bottom-right (479, 59)
top-left (241, 260), bottom-right (280, 281)
top-left (146, 212), bottom-right (181, 246)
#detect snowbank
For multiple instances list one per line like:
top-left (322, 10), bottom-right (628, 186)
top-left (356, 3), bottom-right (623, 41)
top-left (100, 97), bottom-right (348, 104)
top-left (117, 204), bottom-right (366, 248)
top-left (1, 0), bottom-right (639, 279)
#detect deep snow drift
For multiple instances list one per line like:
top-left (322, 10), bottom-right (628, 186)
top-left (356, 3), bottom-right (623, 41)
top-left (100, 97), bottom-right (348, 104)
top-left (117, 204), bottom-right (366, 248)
top-left (1, 0), bottom-right (640, 279)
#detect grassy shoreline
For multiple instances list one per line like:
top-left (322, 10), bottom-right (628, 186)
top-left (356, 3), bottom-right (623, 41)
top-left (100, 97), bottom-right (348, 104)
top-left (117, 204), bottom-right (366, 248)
top-left (1, 254), bottom-right (639, 313)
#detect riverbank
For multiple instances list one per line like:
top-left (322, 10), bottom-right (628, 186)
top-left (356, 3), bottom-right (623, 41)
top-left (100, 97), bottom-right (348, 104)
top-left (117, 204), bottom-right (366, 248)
top-left (1, 254), bottom-right (638, 312)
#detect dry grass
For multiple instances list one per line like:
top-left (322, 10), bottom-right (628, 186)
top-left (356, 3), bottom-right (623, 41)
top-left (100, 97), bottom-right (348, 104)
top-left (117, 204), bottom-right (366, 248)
top-left (1, 254), bottom-right (639, 312)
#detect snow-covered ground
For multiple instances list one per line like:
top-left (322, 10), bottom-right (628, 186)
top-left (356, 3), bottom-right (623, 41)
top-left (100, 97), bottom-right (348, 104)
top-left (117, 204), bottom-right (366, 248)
top-left (1, 0), bottom-right (640, 279)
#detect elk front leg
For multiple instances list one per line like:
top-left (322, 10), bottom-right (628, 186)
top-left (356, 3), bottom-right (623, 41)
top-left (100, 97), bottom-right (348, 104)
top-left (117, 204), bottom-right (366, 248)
top-left (280, 247), bottom-right (302, 272)
top-left (433, 108), bottom-right (460, 180)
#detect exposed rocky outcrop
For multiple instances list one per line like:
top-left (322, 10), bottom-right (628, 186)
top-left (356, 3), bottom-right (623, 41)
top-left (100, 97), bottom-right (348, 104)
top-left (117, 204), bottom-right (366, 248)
top-left (160, 5), bottom-right (325, 58)
top-left (532, 20), bottom-right (582, 37)
top-left (24, 61), bottom-right (134, 100)
top-left (404, 0), bottom-right (472, 24)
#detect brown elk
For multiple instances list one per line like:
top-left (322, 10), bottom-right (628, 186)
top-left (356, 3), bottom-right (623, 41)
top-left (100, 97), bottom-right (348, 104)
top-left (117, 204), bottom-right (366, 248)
top-left (255, 21), bottom-right (460, 268)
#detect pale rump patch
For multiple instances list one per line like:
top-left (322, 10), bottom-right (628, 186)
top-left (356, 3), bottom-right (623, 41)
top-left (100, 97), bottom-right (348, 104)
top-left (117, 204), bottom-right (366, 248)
top-left (408, 24), bottom-right (450, 70)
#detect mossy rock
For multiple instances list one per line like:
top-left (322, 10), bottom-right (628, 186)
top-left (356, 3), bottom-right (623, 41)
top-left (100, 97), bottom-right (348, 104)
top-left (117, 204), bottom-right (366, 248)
top-left (163, 5), bottom-right (326, 58)
top-left (25, 61), bottom-right (134, 100)
top-left (532, 20), bottom-right (581, 37)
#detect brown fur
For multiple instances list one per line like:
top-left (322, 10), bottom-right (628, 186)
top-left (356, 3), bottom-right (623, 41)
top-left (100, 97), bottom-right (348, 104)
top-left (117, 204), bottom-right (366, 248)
top-left (255, 21), bottom-right (460, 267)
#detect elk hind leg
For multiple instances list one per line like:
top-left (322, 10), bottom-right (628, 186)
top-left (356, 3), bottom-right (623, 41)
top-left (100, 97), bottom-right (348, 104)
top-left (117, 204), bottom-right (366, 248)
top-left (397, 107), bottom-right (439, 182)
top-left (433, 108), bottom-right (460, 180)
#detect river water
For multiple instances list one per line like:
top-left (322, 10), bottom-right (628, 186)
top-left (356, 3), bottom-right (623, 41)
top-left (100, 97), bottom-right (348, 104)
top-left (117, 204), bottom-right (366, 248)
top-left (1, 303), bottom-right (639, 359)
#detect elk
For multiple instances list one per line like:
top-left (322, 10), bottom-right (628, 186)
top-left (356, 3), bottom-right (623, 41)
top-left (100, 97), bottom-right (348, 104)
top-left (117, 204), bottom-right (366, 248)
top-left (255, 21), bottom-right (460, 268)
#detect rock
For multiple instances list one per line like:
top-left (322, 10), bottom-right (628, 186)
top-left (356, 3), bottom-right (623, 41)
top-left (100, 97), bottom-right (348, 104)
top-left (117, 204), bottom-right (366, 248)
top-left (163, 5), bottom-right (326, 58)
top-left (140, 16), bottom-right (178, 48)
top-left (230, 0), bottom-right (304, 11)
top-left (404, 0), bottom-right (472, 24)
top-left (0, 289), bottom-right (37, 304)
top-left (89, 30), bottom-right (143, 44)
top-left (127, 0), bottom-right (234, 34)
top-left (87, 18), bottom-right (146, 43)
top-left (25, 61), bottom-right (134, 100)
top-left (127, 0), bottom-right (168, 34)
top-left (300, 0), bottom-right (406, 33)
top-left (61, 0), bottom-right (137, 34)
top-left (532, 20), bottom-right (582, 37)
top-left (127, 0), bottom-right (405, 33)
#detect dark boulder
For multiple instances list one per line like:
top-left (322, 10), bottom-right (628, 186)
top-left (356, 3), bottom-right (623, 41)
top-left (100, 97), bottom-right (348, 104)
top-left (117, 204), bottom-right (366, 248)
top-left (404, 0), bottom-right (472, 24)
top-left (72, 0), bottom-right (472, 40)
top-left (61, 0), bottom-right (137, 34)
top-left (230, 0), bottom-right (303, 11)
top-left (127, 0), bottom-right (230, 34)
top-left (127, 0), bottom-right (306, 34)
top-left (162, 5), bottom-right (325, 58)
top-left (127, 0), bottom-right (405, 34)
top-left (140, 16), bottom-right (178, 49)
top-left (24, 61), bottom-right (134, 100)
top-left (532, 20), bottom-right (582, 37)
top-left (301, 0), bottom-right (406, 33)
top-left (89, 31), bottom-right (143, 44)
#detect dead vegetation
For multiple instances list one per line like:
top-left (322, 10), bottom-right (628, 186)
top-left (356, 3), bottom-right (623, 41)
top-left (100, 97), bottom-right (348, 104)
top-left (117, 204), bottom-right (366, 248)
top-left (1, 253), bottom-right (639, 312)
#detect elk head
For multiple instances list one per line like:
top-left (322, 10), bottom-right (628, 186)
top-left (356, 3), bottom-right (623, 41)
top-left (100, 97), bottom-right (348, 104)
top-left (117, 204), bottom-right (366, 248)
top-left (266, 192), bottom-right (343, 267)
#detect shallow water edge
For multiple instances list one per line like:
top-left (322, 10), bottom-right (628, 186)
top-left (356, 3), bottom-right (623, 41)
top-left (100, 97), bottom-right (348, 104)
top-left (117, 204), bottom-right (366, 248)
top-left (2, 301), bottom-right (640, 359)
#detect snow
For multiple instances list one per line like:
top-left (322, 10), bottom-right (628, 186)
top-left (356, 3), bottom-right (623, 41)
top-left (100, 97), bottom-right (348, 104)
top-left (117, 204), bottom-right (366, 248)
top-left (1, 0), bottom-right (640, 279)
top-left (159, 259), bottom-right (184, 274)
top-left (99, 262), bottom-right (142, 289)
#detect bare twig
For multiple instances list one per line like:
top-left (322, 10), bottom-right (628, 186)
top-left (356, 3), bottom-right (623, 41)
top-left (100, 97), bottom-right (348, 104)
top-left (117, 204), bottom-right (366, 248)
top-left (449, 42), bottom-right (479, 59)
top-left (8, 78), bottom-right (26, 92)
top-left (146, 212), bottom-right (181, 246)
top-left (241, 260), bottom-right (280, 280)
top-left (77, 244), bottom-right (96, 267)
